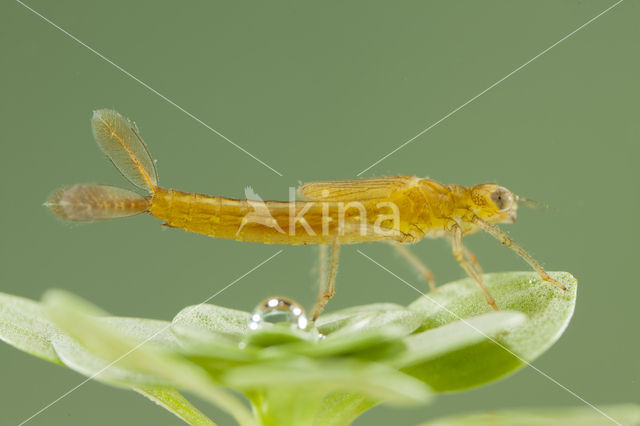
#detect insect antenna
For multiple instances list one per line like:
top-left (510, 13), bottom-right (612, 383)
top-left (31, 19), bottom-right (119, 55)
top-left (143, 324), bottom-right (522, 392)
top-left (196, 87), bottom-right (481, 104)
top-left (515, 195), bottom-right (556, 211)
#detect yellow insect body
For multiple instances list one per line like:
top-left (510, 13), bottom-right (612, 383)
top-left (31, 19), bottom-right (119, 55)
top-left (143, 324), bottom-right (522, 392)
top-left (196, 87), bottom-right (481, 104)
top-left (150, 178), bottom-right (508, 245)
top-left (47, 109), bottom-right (566, 318)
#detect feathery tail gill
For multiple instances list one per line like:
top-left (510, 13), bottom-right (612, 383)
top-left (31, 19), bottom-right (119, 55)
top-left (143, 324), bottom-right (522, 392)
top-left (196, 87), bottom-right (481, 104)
top-left (46, 109), bottom-right (158, 222)
top-left (46, 184), bottom-right (150, 221)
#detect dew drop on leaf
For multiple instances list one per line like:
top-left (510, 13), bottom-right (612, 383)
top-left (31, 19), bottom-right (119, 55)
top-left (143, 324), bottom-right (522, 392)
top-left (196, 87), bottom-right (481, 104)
top-left (248, 296), bottom-right (308, 331)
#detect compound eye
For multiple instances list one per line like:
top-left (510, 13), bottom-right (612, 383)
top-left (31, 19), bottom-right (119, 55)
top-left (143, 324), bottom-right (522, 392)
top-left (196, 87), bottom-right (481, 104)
top-left (490, 187), bottom-right (514, 211)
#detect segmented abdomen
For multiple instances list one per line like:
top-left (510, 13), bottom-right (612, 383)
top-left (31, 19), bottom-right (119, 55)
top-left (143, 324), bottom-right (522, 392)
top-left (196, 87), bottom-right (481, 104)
top-left (149, 188), bottom-right (407, 245)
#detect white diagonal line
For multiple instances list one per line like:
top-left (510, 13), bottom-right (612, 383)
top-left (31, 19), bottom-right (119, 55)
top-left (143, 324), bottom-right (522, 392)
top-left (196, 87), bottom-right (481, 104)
top-left (357, 249), bottom-right (622, 426)
top-left (356, 0), bottom-right (624, 176)
top-left (18, 249), bottom-right (284, 426)
top-left (15, 0), bottom-right (284, 177)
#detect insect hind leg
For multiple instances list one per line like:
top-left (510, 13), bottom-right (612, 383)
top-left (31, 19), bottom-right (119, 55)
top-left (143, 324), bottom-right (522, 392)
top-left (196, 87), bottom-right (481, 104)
top-left (311, 238), bottom-right (341, 321)
top-left (389, 242), bottom-right (436, 291)
top-left (315, 244), bottom-right (329, 292)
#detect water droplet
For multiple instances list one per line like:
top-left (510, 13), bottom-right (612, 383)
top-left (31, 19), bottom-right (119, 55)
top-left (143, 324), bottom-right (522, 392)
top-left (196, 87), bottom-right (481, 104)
top-left (248, 296), bottom-right (308, 331)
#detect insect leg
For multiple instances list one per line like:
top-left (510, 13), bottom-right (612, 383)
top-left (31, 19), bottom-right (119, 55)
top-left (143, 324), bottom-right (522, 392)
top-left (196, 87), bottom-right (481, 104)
top-left (463, 245), bottom-right (484, 275)
top-left (472, 217), bottom-right (567, 291)
top-left (451, 224), bottom-right (499, 310)
top-left (311, 237), bottom-right (341, 321)
top-left (446, 236), bottom-right (484, 277)
top-left (316, 244), bottom-right (328, 291)
top-left (389, 242), bottom-right (436, 291)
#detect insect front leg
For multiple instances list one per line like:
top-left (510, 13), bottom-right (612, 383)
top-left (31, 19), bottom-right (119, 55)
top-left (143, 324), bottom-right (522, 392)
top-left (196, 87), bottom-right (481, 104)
top-left (389, 242), bottom-right (436, 291)
top-left (311, 237), bottom-right (341, 321)
top-left (472, 217), bottom-right (567, 291)
top-left (450, 223), bottom-right (499, 311)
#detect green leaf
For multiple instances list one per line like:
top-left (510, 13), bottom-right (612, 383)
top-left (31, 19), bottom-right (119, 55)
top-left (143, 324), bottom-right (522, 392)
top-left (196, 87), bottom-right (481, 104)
top-left (407, 272), bottom-right (577, 391)
top-left (52, 316), bottom-right (183, 386)
top-left (418, 403), bottom-right (640, 426)
top-left (278, 304), bottom-right (422, 358)
top-left (245, 323), bottom-right (316, 347)
top-left (312, 392), bottom-right (377, 426)
top-left (102, 317), bottom-right (180, 350)
top-left (173, 304), bottom-right (252, 338)
top-left (51, 330), bottom-right (165, 386)
top-left (171, 323), bottom-right (257, 361)
top-left (223, 358), bottom-right (431, 405)
top-left (0, 292), bottom-right (61, 363)
top-left (43, 290), bottom-right (258, 426)
top-left (315, 303), bottom-right (422, 337)
top-left (274, 326), bottom-right (404, 359)
top-left (0, 293), bottom-right (220, 425)
top-left (135, 387), bottom-right (217, 426)
top-left (246, 387), bottom-right (328, 426)
top-left (391, 311), bottom-right (526, 368)
top-left (50, 316), bottom-right (185, 387)
top-left (0, 271), bottom-right (578, 426)
top-left (44, 291), bottom-right (182, 381)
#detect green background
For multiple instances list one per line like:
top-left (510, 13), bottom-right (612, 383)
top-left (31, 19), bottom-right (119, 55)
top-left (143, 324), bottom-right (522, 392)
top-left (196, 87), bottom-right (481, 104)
top-left (1, 1), bottom-right (638, 424)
